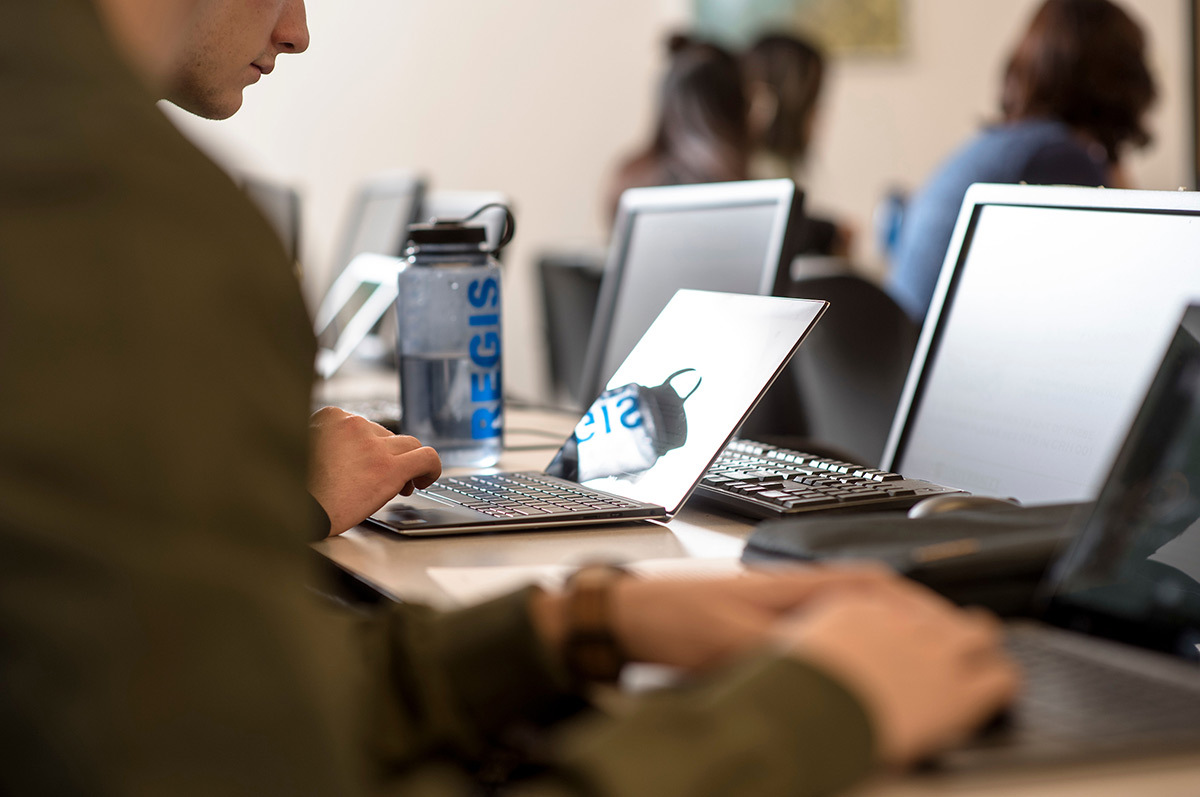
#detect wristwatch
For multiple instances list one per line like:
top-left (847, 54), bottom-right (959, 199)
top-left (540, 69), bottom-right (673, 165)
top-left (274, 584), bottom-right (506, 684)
top-left (563, 564), bottom-right (629, 685)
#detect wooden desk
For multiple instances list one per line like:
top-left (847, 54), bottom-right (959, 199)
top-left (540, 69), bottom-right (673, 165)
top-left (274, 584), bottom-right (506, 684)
top-left (315, 405), bottom-right (754, 606)
top-left (313, 396), bottom-right (1200, 796)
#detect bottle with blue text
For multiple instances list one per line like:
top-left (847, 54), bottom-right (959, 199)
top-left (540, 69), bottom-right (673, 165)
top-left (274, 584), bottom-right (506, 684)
top-left (396, 205), bottom-right (515, 467)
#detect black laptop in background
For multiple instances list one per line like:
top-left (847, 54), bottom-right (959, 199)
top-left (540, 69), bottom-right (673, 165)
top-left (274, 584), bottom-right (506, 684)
top-left (936, 304), bottom-right (1200, 770)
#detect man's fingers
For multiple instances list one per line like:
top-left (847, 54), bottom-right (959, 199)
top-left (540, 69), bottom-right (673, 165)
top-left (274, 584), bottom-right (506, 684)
top-left (854, 575), bottom-right (965, 620)
top-left (954, 613), bottom-right (1006, 653)
top-left (311, 406), bottom-right (398, 438)
top-left (729, 565), bottom-right (898, 611)
top-left (963, 605), bottom-right (1005, 635)
top-left (385, 433), bottom-right (426, 453)
top-left (973, 655), bottom-right (1021, 706)
top-left (393, 446), bottom-right (441, 490)
top-left (940, 657), bottom-right (1020, 746)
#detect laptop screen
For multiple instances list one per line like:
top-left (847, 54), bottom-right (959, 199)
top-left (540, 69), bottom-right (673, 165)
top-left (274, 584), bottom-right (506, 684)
top-left (885, 185), bottom-right (1200, 505)
top-left (546, 290), bottom-right (826, 513)
top-left (1042, 306), bottom-right (1200, 662)
top-left (578, 180), bottom-right (802, 403)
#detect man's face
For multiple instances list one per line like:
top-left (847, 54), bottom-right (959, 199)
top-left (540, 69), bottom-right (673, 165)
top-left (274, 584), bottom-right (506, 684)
top-left (166, 0), bottom-right (309, 120)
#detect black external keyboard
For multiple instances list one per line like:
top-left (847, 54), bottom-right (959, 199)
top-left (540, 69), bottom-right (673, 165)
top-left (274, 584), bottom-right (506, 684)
top-left (426, 472), bottom-right (642, 519)
top-left (694, 438), bottom-right (962, 519)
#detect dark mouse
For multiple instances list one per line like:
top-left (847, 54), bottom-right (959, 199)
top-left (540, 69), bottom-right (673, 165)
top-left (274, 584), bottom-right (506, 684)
top-left (906, 494), bottom-right (1021, 519)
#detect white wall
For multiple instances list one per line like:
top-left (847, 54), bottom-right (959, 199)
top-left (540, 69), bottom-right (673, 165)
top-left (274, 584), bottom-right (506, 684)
top-left (168, 0), bottom-right (1190, 401)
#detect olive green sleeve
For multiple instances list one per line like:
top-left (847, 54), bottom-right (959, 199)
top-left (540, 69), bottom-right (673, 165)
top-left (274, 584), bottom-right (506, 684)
top-left (533, 655), bottom-right (875, 797)
top-left (370, 587), bottom-right (582, 764)
top-left (370, 590), bottom-right (874, 797)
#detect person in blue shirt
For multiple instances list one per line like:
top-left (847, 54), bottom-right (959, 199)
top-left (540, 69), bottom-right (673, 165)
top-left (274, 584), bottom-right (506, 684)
top-left (886, 0), bottom-right (1157, 323)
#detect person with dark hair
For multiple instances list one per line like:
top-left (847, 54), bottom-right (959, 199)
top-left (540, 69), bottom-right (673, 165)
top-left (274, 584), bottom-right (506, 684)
top-left (606, 35), bottom-right (750, 221)
top-left (886, 0), bottom-right (1157, 323)
top-left (743, 32), bottom-right (825, 181)
top-left (743, 31), bottom-right (852, 257)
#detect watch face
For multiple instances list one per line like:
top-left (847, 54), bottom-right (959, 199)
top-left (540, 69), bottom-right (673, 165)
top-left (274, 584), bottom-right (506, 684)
top-left (565, 566), bottom-right (627, 684)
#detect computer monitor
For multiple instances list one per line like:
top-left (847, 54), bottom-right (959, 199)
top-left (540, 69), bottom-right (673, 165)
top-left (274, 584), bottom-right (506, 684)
top-left (883, 183), bottom-right (1200, 505)
top-left (578, 179), bottom-right (803, 403)
top-left (331, 170), bottom-right (426, 278)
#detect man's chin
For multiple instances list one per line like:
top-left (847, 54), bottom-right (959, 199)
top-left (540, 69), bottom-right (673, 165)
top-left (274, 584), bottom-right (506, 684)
top-left (164, 88), bottom-right (244, 121)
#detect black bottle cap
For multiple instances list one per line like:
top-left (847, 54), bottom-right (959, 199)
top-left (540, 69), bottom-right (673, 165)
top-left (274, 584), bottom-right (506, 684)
top-left (407, 223), bottom-right (487, 247)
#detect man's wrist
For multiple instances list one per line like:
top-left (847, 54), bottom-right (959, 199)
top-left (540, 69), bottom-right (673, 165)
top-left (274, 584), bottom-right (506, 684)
top-left (562, 564), bottom-right (630, 686)
top-left (529, 588), bottom-right (566, 653)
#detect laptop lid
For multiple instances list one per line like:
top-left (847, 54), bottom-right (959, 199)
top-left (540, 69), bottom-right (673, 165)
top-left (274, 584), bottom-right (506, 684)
top-left (547, 289), bottom-right (827, 514)
top-left (370, 290), bottom-right (826, 535)
top-left (578, 179), bottom-right (803, 404)
top-left (1037, 304), bottom-right (1200, 662)
top-left (883, 184), bottom-right (1200, 504)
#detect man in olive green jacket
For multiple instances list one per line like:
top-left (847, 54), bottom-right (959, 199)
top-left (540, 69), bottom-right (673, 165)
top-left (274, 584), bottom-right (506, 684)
top-left (0, 1), bottom-right (1016, 794)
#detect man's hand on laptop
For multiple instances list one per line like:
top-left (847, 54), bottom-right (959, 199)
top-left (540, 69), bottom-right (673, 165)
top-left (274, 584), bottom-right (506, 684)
top-left (608, 566), bottom-right (899, 671)
top-left (774, 576), bottom-right (1019, 767)
top-left (532, 565), bottom-right (894, 672)
top-left (308, 407), bottom-right (442, 536)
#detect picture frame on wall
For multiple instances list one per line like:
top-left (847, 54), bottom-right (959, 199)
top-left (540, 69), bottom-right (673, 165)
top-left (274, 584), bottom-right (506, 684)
top-left (694, 0), bottom-right (905, 55)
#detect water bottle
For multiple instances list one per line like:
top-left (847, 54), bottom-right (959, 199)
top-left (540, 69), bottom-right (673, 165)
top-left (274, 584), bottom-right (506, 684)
top-left (396, 204), bottom-right (515, 467)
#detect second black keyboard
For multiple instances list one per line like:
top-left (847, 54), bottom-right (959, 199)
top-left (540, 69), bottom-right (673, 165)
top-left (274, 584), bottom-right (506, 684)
top-left (694, 438), bottom-right (963, 519)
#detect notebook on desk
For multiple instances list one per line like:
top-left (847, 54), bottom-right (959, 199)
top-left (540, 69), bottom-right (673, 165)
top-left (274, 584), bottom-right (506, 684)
top-left (934, 303), bottom-right (1200, 769)
top-left (367, 290), bottom-right (827, 536)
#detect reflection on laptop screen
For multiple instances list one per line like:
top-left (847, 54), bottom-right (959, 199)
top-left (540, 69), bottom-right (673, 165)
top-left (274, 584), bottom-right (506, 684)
top-left (886, 186), bottom-right (1200, 504)
top-left (548, 290), bottom-right (826, 512)
top-left (579, 180), bottom-right (801, 403)
top-left (1045, 307), bottom-right (1200, 659)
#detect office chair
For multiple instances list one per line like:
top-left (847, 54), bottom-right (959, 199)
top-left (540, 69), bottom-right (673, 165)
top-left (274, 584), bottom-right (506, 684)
top-left (778, 269), bottom-right (919, 465)
top-left (239, 173), bottom-right (301, 264)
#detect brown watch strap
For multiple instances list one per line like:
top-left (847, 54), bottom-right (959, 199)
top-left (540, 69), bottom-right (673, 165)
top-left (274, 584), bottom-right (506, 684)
top-left (563, 564), bottom-right (629, 685)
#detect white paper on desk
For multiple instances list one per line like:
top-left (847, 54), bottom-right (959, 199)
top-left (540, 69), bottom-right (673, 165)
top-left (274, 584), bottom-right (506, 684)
top-left (427, 557), bottom-right (745, 607)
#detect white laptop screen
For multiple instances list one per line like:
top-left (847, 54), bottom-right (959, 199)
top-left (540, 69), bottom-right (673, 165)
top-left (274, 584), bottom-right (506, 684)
top-left (547, 290), bottom-right (825, 513)
top-left (887, 187), bottom-right (1200, 504)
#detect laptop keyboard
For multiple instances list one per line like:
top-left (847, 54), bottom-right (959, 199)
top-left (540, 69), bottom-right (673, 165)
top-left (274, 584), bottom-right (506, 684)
top-left (426, 472), bottom-right (643, 519)
top-left (1003, 630), bottom-right (1200, 740)
top-left (695, 438), bottom-right (962, 519)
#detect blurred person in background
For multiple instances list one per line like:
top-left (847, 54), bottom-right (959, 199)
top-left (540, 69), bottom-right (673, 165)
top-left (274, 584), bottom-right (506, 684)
top-left (743, 32), bottom-right (853, 258)
top-left (606, 34), bottom-right (750, 222)
top-left (885, 0), bottom-right (1156, 323)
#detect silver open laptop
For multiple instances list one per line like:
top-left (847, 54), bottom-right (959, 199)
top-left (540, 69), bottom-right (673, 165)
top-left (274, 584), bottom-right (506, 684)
top-left (367, 290), bottom-right (827, 535)
top-left (939, 304), bottom-right (1200, 769)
